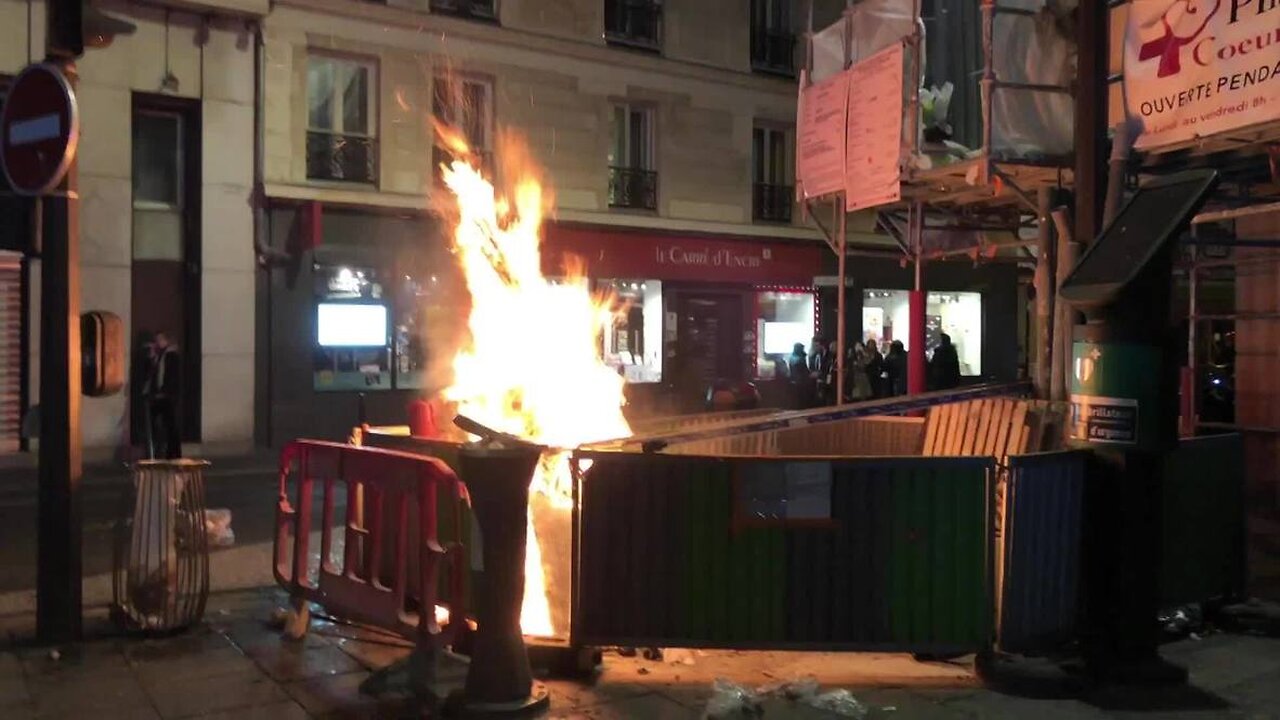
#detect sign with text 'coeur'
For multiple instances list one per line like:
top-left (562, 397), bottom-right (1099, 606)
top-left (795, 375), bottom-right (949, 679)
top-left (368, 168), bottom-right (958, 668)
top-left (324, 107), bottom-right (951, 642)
top-left (1, 63), bottom-right (79, 196)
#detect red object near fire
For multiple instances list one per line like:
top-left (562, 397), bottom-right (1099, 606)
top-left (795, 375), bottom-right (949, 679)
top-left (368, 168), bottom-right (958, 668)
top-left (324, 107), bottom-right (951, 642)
top-left (409, 398), bottom-right (438, 438)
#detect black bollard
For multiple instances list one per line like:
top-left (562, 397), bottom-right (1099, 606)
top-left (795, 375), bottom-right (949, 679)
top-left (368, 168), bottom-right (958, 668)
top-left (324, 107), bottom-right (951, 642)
top-left (448, 444), bottom-right (550, 717)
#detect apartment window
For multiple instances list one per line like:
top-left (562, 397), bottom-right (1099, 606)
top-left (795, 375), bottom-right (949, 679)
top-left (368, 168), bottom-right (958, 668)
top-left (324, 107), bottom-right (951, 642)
top-left (608, 104), bottom-right (656, 211)
top-left (432, 75), bottom-right (494, 181)
top-left (306, 54), bottom-right (378, 184)
top-left (429, 0), bottom-right (497, 21)
top-left (605, 0), bottom-right (662, 51)
top-left (751, 0), bottom-right (795, 75)
top-left (752, 126), bottom-right (793, 223)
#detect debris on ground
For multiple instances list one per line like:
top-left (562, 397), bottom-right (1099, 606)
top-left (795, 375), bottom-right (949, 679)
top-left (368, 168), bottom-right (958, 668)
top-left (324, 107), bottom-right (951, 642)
top-left (205, 508), bottom-right (236, 548)
top-left (1159, 604), bottom-right (1204, 638)
top-left (704, 679), bottom-right (762, 719)
top-left (662, 648), bottom-right (696, 665)
top-left (703, 676), bottom-right (869, 719)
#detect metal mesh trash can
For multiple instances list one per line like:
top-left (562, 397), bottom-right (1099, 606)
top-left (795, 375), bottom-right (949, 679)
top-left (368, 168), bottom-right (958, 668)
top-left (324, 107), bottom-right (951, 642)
top-left (111, 460), bottom-right (211, 633)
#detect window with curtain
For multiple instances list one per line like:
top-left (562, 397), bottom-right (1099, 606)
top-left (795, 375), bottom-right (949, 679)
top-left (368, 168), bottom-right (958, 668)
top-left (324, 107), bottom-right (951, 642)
top-left (306, 54), bottom-right (378, 183)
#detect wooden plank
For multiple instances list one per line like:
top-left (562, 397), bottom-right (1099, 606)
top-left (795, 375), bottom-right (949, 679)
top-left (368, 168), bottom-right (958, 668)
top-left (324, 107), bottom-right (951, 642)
top-left (991, 400), bottom-right (1013, 461)
top-left (923, 404), bottom-right (947, 456)
top-left (1003, 403), bottom-right (1030, 463)
top-left (925, 404), bottom-right (947, 456)
top-left (978, 399), bottom-right (1003, 456)
top-left (942, 401), bottom-right (967, 456)
top-left (960, 400), bottom-right (986, 456)
top-left (970, 400), bottom-right (993, 458)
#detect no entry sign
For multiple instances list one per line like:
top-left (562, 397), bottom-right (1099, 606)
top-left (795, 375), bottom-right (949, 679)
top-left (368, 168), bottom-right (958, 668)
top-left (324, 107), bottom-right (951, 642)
top-left (1, 63), bottom-right (78, 196)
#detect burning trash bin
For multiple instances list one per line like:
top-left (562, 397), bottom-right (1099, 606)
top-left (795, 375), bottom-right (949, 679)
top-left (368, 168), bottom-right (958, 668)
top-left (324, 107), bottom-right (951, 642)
top-left (111, 459), bottom-right (212, 633)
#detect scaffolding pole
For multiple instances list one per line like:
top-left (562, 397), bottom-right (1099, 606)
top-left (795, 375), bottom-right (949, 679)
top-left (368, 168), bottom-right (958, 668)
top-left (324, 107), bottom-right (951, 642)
top-left (836, 196), bottom-right (848, 405)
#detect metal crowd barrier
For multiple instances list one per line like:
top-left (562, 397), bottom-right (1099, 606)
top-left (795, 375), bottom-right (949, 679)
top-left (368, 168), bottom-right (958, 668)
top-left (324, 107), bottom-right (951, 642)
top-left (273, 440), bottom-right (471, 646)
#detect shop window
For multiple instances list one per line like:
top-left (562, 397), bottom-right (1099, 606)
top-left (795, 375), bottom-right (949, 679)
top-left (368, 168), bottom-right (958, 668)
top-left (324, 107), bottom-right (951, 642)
top-left (862, 289), bottom-right (983, 375)
top-left (433, 75), bottom-right (494, 181)
top-left (751, 0), bottom-right (795, 75)
top-left (608, 104), bottom-right (657, 211)
top-left (307, 53), bottom-right (378, 184)
top-left (599, 279), bottom-right (662, 383)
top-left (752, 125), bottom-right (793, 223)
top-left (737, 462), bottom-right (833, 526)
top-left (754, 289), bottom-right (816, 380)
top-left (313, 265), bottom-right (392, 391)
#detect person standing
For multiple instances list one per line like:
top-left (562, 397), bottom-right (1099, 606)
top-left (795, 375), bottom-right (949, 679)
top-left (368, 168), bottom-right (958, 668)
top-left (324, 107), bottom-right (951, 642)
top-left (863, 338), bottom-right (885, 398)
top-left (145, 332), bottom-right (182, 459)
top-left (885, 340), bottom-right (908, 396)
top-left (930, 332), bottom-right (962, 390)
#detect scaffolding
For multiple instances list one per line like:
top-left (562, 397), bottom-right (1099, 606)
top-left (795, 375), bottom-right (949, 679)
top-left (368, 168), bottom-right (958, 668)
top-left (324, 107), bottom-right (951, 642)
top-left (798, 0), bottom-right (1075, 398)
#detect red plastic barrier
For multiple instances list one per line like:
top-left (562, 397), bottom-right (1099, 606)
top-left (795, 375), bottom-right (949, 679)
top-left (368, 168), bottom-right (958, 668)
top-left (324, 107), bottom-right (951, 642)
top-left (273, 440), bottom-right (470, 644)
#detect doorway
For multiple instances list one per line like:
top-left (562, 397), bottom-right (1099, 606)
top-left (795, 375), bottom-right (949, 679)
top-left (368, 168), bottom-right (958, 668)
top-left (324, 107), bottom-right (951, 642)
top-left (673, 292), bottom-right (744, 410)
top-left (130, 95), bottom-right (202, 447)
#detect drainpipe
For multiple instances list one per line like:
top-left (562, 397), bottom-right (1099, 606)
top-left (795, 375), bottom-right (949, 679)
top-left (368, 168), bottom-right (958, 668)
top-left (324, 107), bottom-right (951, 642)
top-left (253, 22), bottom-right (288, 266)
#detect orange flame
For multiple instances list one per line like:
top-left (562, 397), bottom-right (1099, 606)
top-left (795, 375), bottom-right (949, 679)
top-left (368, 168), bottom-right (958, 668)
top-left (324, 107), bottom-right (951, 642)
top-left (435, 126), bottom-right (630, 638)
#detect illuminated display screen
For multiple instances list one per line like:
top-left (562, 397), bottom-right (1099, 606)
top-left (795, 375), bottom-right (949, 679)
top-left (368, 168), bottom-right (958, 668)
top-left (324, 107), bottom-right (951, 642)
top-left (317, 303), bottom-right (388, 347)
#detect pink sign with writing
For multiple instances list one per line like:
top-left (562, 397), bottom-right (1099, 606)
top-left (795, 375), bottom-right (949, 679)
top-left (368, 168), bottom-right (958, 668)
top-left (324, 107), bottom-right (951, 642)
top-left (845, 42), bottom-right (904, 212)
top-left (796, 69), bottom-right (850, 200)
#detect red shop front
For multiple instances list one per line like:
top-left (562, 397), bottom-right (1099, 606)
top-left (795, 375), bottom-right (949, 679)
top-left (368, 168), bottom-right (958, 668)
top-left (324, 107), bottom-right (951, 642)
top-left (542, 223), bottom-right (826, 414)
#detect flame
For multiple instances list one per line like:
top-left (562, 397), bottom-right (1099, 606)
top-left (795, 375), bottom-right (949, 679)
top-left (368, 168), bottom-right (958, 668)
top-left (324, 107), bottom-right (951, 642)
top-left (435, 126), bottom-right (630, 638)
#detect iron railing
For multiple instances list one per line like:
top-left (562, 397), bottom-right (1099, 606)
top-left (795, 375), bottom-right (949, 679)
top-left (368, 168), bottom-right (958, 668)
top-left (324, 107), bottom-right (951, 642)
top-left (751, 30), bottom-right (795, 75)
top-left (753, 183), bottom-right (794, 223)
top-left (306, 131), bottom-right (378, 184)
top-left (608, 167), bottom-right (658, 211)
top-left (429, 0), bottom-right (496, 21)
top-left (605, 0), bottom-right (662, 51)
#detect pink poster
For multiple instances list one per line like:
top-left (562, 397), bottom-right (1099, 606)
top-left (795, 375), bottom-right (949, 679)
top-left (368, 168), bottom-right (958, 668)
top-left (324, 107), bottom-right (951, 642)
top-left (796, 69), bottom-right (850, 200)
top-left (845, 42), bottom-right (904, 212)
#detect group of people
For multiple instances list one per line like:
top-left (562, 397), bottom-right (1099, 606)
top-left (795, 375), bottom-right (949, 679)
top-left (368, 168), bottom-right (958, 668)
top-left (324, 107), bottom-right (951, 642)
top-left (785, 332), bottom-right (962, 408)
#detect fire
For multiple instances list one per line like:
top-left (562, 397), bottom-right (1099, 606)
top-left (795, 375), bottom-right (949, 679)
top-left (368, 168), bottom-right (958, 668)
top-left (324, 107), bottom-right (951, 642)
top-left (435, 125), bottom-right (631, 638)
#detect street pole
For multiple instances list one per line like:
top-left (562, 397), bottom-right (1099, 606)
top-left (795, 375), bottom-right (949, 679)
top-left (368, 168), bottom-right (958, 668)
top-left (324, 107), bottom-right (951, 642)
top-left (37, 0), bottom-right (83, 644)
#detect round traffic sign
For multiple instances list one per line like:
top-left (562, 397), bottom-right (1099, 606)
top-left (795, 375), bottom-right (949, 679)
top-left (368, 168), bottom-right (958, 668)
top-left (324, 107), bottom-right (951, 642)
top-left (1, 63), bottom-right (79, 196)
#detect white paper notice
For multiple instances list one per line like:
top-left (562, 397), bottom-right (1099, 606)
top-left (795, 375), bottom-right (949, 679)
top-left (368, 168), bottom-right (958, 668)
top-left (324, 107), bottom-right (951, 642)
top-left (845, 42), bottom-right (904, 212)
top-left (797, 69), bottom-right (850, 200)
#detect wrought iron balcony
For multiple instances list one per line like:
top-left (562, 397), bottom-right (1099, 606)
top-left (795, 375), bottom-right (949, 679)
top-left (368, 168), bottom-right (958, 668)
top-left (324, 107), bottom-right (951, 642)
top-left (753, 183), bottom-right (794, 223)
top-left (605, 0), bottom-right (662, 51)
top-left (751, 30), bottom-right (795, 76)
top-left (609, 167), bottom-right (658, 211)
top-left (306, 132), bottom-right (378, 184)
top-left (429, 0), bottom-right (497, 21)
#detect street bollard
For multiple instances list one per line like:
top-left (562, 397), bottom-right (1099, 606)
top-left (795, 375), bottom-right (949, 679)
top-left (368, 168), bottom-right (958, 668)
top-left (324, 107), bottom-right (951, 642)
top-left (448, 443), bottom-right (550, 717)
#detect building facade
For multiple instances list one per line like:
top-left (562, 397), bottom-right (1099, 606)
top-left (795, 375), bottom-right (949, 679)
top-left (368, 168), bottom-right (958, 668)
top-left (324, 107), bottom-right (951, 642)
top-left (3, 0), bottom-right (1030, 455)
top-left (255, 0), bottom-right (859, 441)
top-left (1, 0), bottom-right (259, 457)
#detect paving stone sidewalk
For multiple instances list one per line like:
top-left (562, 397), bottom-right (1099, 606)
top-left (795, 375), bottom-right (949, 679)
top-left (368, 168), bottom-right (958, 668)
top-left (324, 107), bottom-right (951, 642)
top-left (2, 587), bottom-right (1280, 719)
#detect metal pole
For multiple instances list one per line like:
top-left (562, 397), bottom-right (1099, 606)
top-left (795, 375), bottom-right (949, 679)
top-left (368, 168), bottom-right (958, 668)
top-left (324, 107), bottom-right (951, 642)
top-left (1186, 243), bottom-right (1198, 436)
top-left (908, 201), bottom-right (927, 395)
top-left (1074, 0), bottom-right (1108, 247)
top-left (36, 57), bottom-right (82, 644)
top-left (836, 196), bottom-right (847, 405)
top-left (1033, 187), bottom-right (1054, 399)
